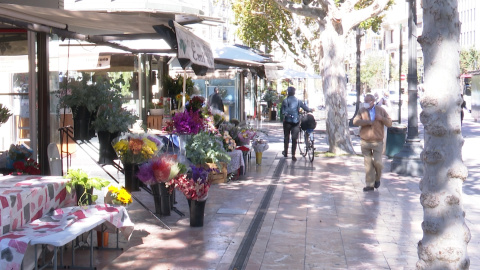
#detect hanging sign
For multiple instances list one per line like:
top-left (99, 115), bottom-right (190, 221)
top-left (173, 21), bottom-right (214, 69)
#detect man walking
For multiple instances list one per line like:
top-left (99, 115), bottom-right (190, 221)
top-left (208, 87), bottom-right (225, 112)
top-left (353, 94), bottom-right (392, 191)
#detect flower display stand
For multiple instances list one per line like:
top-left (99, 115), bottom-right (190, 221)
top-left (187, 198), bottom-right (207, 227)
top-left (151, 183), bottom-right (171, 216)
top-left (97, 131), bottom-right (119, 165)
top-left (204, 162), bottom-right (227, 184)
top-left (124, 163), bottom-right (140, 192)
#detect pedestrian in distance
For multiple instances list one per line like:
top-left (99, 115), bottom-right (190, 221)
top-left (208, 87), bottom-right (225, 112)
top-left (281, 86), bottom-right (314, 161)
top-left (353, 94), bottom-right (392, 191)
top-left (461, 94), bottom-right (466, 126)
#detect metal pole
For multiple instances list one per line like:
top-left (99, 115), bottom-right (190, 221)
top-left (349, 27), bottom-right (363, 126)
top-left (407, 0), bottom-right (419, 140)
top-left (391, 0), bottom-right (423, 176)
top-left (399, 24), bottom-right (403, 123)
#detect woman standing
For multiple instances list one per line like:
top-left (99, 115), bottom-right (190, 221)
top-left (281, 86), bottom-right (314, 161)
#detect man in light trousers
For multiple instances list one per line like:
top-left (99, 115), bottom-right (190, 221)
top-left (353, 94), bottom-right (392, 192)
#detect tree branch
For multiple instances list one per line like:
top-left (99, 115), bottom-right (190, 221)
top-left (342, 0), bottom-right (390, 32)
top-left (272, 0), bottom-right (327, 19)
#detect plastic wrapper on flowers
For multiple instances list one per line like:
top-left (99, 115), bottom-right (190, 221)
top-left (173, 165), bottom-right (212, 201)
top-left (136, 154), bottom-right (187, 187)
top-left (112, 133), bottom-right (163, 164)
top-left (252, 139), bottom-right (269, 153)
top-left (105, 185), bottom-right (133, 206)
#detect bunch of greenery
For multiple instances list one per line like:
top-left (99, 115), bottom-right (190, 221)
top-left (92, 101), bottom-right (137, 133)
top-left (163, 74), bottom-right (194, 99)
top-left (64, 169), bottom-right (110, 206)
top-left (185, 131), bottom-right (231, 168)
top-left (57, 72), bottom-right (124, 117)
top-left (0, 104), bottom-right (12, 124)
top-left (262, 89), bottom-right (279, 108)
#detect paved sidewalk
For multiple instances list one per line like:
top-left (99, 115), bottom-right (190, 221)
top-left (64, 114), bottom-right (480, 269)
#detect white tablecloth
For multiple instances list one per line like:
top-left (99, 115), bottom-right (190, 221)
top-left (227, 150), bottom-right (245, 174)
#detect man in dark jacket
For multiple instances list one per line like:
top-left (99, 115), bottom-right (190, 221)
top-left (208, 87), bottom-right (225, 112)
top-left (281, 86), bottom-right (314, 161)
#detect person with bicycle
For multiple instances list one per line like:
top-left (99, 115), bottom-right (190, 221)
top-left (353, 94), bottom-right (392, 192)
top-left (281, 86), bottom-right (314, 161)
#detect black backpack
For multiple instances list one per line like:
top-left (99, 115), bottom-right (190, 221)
top-left (300, 113), bottom-right (317, 130)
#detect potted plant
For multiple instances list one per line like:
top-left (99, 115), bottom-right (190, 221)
top-left (64, 169), bottom-right (110, 206)
top-left (0, 104), bottom-right (12, 127)
top-left (148, 99), bottom-right (164, 115)
top-left (91, 98), bottom-right (137, 165)
top-left (57, 72), bottom-right (122, 140)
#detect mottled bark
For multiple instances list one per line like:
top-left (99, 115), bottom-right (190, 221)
top-left (417, 0), bottom-right (470, 268)
top-left (321, 23), bottom-right (355, 154)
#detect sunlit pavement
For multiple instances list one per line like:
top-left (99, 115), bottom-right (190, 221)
top-left (64, 110), bottom-right (480, 269)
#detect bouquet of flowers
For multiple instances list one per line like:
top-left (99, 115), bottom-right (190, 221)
top-left (236, 128), bottom-right (257, 145)
top-left (12, 158), bottom-right (41, 175)
top-left (105, 185), bottom-right (133, 206)
top-left (6, 144), bottom-right (33, 169)
top-left (252, 138), bottom-right (269, 153)
top-left (174, 165), bottom-right (211, 201)
top-left (186, 95), bottom-right (205, 112)
top-left (136, 154), bottom-right (187, 186)
top-left (165, 110), bottom-right (205, 135)
top-left (222, 131), bottom-right (236, 152)
top-left (112, 134), bottom-right (162, 164)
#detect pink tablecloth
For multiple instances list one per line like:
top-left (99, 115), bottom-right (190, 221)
top-left (0, 175), bottom-right (76, 236)
top-left (0, 204), bottom-right (134, 270)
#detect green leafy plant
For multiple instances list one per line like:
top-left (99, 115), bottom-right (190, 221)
top-left (0, 104), bottom-right (12, 124)
top-left (91, 102), bottom-right (137, 133)
top-left (64, 169), bottom-right (110, 206)
top-left (185, 131), bottom-right (231, 168)
top-left (163, 74), bottom-right (194, 99)
top-left (57, 72), bottom-right (123, 117)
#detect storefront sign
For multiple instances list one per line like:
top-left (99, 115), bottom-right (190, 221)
top-left (173, 21), bottom-right (214, 69)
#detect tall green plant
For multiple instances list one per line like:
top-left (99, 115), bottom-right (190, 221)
top-left (163, 74), bottom-right (194, 98)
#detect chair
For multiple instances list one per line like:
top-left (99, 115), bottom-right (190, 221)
top-left (47, 143), bottom-right (62, 176)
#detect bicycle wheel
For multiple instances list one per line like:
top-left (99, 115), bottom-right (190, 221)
top-left (307, 132), bottom-right (315, 162)
top-left (298, 129), bottom-right (306, 157)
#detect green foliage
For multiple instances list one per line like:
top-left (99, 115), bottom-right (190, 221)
top-left (232, 0), bottom-right (295, 54)
top-left (64, 169), bottom-right (110, 205)
top-left (57, 72), bottom-right (125, 117)
top-left (360, 53), bottom-right (385, 90)
top-left (163, 74), bottom-right (194, 98)
top-left (460, 47), bottom-right (480, 74)
top-left (91, 102), bottom-right (137, 133)
top-left (185, 131), bottom-right (231, 167)
top-left (0, 104), bottom-right (12, 124)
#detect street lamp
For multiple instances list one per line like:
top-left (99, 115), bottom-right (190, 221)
top-left (391, 0), bottom-right (424, 176)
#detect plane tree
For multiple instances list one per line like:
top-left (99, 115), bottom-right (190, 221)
top-left (233, 0), bottom-right (391, 154)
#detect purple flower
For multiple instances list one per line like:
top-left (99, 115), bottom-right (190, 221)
top-left (190, 165), bottom-right (210, 184)
top-left (137, 162), bottom-right (156, 185)
top-left (172, 110), bottom-right (205, 134)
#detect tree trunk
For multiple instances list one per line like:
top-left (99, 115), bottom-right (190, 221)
top-left (321, 23), bottom-right (355, 154)
top-left (417, 0), bottom-right (470, 268)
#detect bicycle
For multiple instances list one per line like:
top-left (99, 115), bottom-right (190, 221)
top-left (297, 113), bottom-right (316, 162)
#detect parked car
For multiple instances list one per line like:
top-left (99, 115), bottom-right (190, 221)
top-left (347, 92), bottom-right (357, 105)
